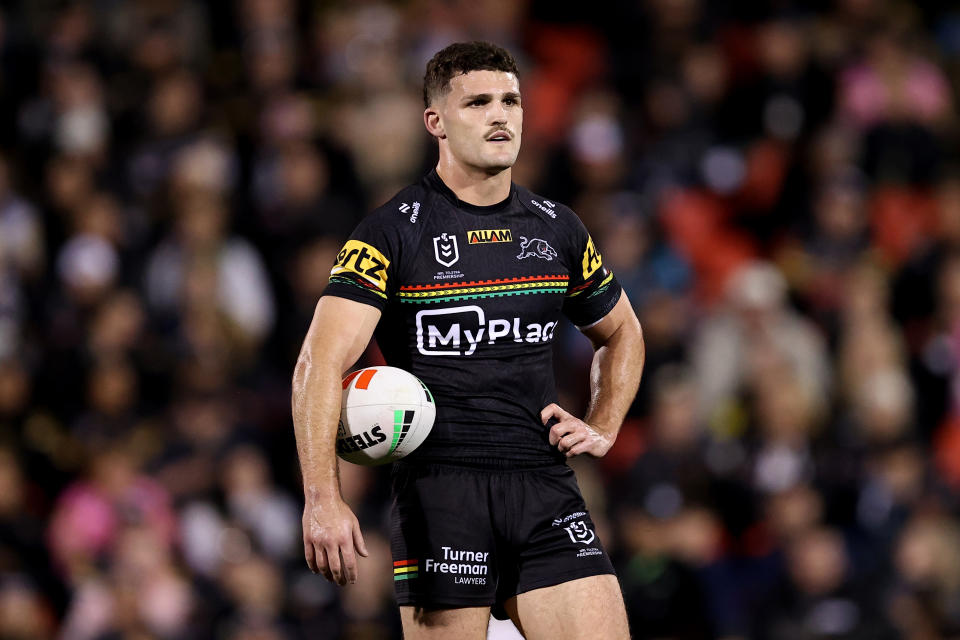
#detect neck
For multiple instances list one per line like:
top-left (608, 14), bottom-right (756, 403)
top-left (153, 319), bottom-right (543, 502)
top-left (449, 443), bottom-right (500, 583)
top-left (435, 157), bottom-right (512, 206)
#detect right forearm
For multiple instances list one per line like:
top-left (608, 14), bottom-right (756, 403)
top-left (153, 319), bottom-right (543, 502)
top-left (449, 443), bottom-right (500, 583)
top-left (292, 348), bottom-right (342, 499)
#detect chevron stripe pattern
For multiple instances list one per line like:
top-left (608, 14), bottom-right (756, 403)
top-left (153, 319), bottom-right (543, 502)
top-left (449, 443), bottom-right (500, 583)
top-left (397, 275), bottom-right (569, 304)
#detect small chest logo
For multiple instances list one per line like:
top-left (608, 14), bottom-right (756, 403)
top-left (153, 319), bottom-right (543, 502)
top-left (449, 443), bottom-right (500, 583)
top-left (530, 199), bottom-right (557, 218)
top-left (564, 521), bottom-right (596, 545)
top-left (517, 236), bottom-right (557, 261)
top-left (400, 201), bottom-right (421, 223)
top-left (433, 233), bottom-right (459, 267)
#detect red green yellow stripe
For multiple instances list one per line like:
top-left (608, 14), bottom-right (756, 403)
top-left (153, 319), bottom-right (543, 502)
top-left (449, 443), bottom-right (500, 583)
top-left (398, 278), bottom-right (568, 304)
top-left (399, 275), bottom-right (568, 291)
top-left (394, 559), bottom-right (418, 580)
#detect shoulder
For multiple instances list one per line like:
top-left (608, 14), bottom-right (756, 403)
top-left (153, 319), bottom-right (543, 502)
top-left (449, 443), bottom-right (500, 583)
top-left (362, 183), bottom-right (428, 228)
top-left (514, 184), bottom-right (583, 229)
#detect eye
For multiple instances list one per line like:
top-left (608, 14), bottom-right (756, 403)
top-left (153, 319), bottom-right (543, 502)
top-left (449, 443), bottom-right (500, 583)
top-left (468, 99), bottom-right (487, 107)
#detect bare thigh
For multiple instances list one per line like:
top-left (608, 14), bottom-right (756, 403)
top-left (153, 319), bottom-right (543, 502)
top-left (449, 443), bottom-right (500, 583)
top-left (399, 605), bottom-right (491, 640)
top-left (503, 574), bottom-right (629, 640)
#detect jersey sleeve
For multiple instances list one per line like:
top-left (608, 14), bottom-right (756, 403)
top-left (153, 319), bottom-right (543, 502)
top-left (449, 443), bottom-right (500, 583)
top-left (321, 213), bottom-right (401, 311)
top-left (561, 217), bottom-right (622, 328)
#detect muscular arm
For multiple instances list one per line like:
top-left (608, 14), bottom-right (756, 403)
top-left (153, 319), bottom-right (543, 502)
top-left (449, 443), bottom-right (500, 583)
top-left (544, 293), bottom-right (645, 457)
top-left (292, 295), bottom-right (381, 583)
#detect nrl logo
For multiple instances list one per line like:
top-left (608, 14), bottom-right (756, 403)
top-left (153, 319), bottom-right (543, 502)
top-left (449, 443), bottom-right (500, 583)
top-left (564, 520), bottom-right (595, 545)
top-left (433, 233), bottom-right (459, 267)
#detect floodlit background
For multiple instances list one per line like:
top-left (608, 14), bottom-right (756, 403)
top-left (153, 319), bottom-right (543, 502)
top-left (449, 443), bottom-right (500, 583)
top-left (1, 1), bottom-right (960, 638)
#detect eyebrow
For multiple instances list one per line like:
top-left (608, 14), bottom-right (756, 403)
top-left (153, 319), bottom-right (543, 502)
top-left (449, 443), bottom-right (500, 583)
top-left (462, 92), bottom-right (522, 102)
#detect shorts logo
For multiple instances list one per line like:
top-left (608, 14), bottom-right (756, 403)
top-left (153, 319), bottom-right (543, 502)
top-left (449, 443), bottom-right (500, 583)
top-left (517, 236), bottom-right (558, 261)
top-left (394, 559), bottom-right (418, 581)
top-left (582, 235), bottom-right (602, 279)
top-left (467, 229), bottom-right (513, 244)
top-left (433, 233), bottom-right (459, 267)
top-left (565, 520), bottom-right (596, 545)
top-left (331, 240), bottom-right (390, 291)
top-left (422, 547), bottom-right (489, 585)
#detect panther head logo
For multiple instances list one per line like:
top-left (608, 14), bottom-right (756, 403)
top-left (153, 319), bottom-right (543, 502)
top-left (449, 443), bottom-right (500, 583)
top-left (517, 236), bottom-right (558, 261)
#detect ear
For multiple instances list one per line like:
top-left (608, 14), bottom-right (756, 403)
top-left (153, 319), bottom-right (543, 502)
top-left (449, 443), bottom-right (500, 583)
top-left (424, 107), bottom-right (446, 139)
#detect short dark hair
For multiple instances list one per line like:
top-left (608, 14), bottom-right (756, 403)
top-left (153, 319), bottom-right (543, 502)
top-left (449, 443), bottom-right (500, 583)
top-left (423, 41), bottom-right (519, 108)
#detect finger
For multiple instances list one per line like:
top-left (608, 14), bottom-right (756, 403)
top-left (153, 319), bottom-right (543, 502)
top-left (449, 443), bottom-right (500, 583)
top-left (326, 543), bottom-right (344, 585)
top-left (317, 546), bottom-right (333, 582)
top-left (341, 545), bottom-right (359, 584)
top-left (567, 439), bottom-right (594, 457)
top-left (540, 403), bottom-right (567, 424)
top-left (353, 522), bottom-right (369, 558)
top-left (549, 421), bottom-right (574, 446)
top-left (304, 540), bottom-right (318, 573)
top-left (558, 431), bottom-right (585, 453)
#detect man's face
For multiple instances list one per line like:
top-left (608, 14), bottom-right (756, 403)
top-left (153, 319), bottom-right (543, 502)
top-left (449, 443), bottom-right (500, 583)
top-left (432, 70), bottom-right (522, 173)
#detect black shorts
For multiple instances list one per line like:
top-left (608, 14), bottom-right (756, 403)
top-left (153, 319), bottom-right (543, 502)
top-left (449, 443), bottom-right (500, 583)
top-left (389, 462), bottom-right (615, 613)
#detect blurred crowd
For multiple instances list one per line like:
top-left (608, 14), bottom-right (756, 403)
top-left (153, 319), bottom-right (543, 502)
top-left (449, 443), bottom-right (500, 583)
top-left (1, 0), bottom-right (960, 639)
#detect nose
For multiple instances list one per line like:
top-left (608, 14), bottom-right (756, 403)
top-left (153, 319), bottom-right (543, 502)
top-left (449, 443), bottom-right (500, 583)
top-left (488, 102), bottom-right (508, 125)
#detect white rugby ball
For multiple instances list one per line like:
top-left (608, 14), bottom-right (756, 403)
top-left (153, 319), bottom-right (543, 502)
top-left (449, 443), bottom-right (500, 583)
top-left (337, 366), bottom-right (435, 466)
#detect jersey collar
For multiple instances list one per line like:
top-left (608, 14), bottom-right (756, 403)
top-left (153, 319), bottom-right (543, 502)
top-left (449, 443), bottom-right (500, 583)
top-left (425, 169), bottom-right (516, 215)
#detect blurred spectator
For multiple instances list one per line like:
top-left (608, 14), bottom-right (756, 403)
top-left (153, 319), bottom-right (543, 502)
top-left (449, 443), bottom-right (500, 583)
top-left (692, 261), bottom-right (831, 424)
top-left (752, 527), bottom-right (898, 639)
top-left (47, 443), bottom-right (177, 585)
top-left (144, 190), bottom-right (275, 350)
top-left (891, 512), bottom-right (960, 637)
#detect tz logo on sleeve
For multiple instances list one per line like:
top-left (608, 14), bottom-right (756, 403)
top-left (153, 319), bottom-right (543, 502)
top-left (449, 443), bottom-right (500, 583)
top-left (331, 240), bottom-right (390, 291)
top-left (582, 235), bottom-right (602, 279)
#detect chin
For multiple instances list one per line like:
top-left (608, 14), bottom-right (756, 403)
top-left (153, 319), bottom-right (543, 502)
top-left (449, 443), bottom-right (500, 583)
top-left (480, 153), bottom-right (519, 174)
top-left (482, 162), bottom-right (513, 175)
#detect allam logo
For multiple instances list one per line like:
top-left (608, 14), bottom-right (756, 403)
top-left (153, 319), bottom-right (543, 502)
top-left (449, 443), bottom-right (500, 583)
top-left (467, 229), bottom-right (513, 244)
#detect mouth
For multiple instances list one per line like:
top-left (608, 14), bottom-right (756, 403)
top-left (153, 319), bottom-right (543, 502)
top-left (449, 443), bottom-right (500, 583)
top-left (486, 131), bottom-right (512, 143)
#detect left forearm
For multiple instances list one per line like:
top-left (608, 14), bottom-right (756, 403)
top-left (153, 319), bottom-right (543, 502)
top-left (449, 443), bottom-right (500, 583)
top-left (584, 319), bottom-right (645, 439)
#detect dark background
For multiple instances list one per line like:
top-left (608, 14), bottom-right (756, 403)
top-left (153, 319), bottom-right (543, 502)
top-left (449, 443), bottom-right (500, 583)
top-left (1, 1), bottom-right (960, 638)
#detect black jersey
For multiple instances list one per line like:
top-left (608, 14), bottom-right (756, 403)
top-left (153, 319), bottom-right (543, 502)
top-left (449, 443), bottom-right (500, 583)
top-left (322, 170), bottom-right (622, 467)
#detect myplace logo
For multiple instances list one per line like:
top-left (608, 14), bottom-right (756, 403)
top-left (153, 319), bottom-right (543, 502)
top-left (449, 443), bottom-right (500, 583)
top-left (415, 305), bottom-right (557, 356)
